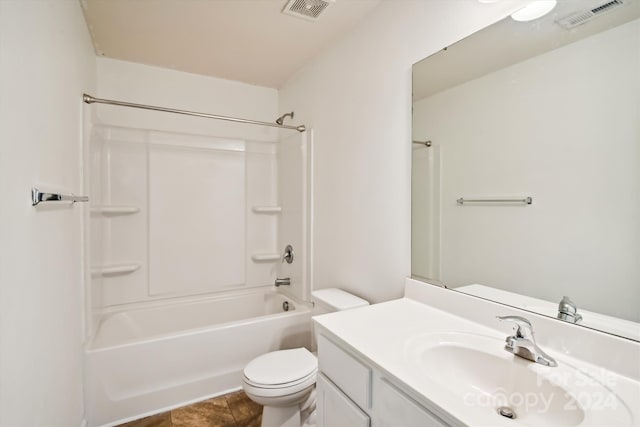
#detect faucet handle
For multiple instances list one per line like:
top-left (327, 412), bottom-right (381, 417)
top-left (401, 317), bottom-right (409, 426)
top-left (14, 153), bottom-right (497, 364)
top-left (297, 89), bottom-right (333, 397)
top-left (558, 296), bottom-right (582, 323)
top-left (497, 315), bottom-right (534, 340)
top-left (558, 296), bottom-right (577, 314)
top-left (282, 245), bottom-right (294, 264)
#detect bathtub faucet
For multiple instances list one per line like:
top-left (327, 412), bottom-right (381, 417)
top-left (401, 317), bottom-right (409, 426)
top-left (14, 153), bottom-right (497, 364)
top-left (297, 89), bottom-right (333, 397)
top-left (275, 278), bottom-right (291, 287)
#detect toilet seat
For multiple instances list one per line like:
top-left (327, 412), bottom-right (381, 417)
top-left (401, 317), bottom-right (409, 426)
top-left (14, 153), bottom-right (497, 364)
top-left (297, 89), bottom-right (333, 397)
top-left (242, 370), bottom-right (317, 398)
top-left (242, 348), bottom-right (317, 398)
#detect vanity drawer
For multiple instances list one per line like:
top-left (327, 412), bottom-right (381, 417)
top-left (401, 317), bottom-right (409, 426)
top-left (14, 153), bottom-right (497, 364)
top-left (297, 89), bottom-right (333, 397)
top-left (318, 334), bottom-right (371, 409)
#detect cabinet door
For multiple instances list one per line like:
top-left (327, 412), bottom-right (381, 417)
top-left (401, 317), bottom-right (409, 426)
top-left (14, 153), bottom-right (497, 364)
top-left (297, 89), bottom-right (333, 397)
top-left (374, 378), bottom-right (447, 427)
top-left (317, 373), bottom-right (370, 427)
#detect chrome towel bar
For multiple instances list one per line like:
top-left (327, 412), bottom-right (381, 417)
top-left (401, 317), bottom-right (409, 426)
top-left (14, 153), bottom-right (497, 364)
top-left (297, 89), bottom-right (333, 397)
top-left (457, 197), bottom-right (532, 205)
top-left (412, 140), bottom-right (432, 147)
top-left (31, 188), bottom-right (89, 206)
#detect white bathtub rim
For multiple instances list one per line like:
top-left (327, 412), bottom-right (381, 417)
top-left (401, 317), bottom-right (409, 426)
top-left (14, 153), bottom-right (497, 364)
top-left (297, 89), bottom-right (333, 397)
top-left (96, 386), bottom-right (243, 427)
top-left (87, 295), bottom-right (311, 351)
top-left (96, 285), bottom-right (296, 317)
top-left (88, 307), bottom-right (310, 352)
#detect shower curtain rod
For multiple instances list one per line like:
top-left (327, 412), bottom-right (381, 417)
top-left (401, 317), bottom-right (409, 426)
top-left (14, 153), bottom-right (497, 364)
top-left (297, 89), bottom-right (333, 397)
top-left (83, 94), bottom-right (306, 133)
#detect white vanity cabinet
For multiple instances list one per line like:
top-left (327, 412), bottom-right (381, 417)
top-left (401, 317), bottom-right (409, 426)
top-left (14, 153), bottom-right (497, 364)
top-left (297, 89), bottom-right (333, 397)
top-left (316, 333), bottom-right (449, 427)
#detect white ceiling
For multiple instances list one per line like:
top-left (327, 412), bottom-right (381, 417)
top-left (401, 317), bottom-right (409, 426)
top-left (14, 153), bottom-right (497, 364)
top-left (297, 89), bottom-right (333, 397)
top-left (81, 0), bottom-right (382, 89)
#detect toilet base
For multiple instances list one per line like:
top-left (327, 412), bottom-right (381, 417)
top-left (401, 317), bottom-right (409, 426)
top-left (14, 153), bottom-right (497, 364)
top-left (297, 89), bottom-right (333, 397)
top-left (260, 407), bottom-right (316, 427)
top-left (262, 405), bottom-right (300, 427)
top-left (302, 409), bottom-right (316, 427)
top-left (254, 387), bottom-right (316, 427)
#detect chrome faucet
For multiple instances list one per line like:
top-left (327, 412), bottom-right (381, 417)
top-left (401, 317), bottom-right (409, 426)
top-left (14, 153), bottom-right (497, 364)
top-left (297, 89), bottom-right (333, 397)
top-left (557, 296), bottom-right (582, 324)
top-left (497, 316), bottom-right (557, 367)
top-left (275, 278), bottom-right (290, 287)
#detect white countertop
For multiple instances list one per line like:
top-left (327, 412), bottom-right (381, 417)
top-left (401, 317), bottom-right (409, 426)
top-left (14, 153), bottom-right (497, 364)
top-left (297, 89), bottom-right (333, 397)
top-left (313, 292), bottom-right (640, 427)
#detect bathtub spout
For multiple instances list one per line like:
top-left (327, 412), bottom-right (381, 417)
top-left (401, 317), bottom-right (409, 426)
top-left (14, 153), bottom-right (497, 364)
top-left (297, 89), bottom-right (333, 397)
top-left (275, 278), bottom-right (290, 287)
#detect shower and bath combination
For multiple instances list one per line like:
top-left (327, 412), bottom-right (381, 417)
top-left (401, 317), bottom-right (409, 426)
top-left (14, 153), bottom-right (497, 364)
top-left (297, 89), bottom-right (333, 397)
top-left (82, 93), bottom-right (310, 425)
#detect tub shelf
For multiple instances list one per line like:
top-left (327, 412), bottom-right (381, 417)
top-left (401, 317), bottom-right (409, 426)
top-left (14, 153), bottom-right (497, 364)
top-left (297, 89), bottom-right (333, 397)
top-left (251, 253), bottom-right (281, 262)
top-left (252, 206), bottom-right (282, 214)
top-left (91, 205), bottom-right (140, 215)
top-left (91, 263), bottom-right (141, 276)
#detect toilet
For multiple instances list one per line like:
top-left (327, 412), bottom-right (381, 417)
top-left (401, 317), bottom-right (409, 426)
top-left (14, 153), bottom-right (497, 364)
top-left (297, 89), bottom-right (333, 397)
top-left (241, 288), bottom-right (369, 427)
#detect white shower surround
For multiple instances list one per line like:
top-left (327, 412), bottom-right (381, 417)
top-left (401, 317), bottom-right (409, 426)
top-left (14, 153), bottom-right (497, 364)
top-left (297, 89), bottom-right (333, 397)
top-left (85, 288), bottom-right (311, 426)
top-left (84, 59), bottom-right (313, 426)
top-left (85, 125), bottom-right (311, 425)
top-left (88, 125), bottom-right (281, 310)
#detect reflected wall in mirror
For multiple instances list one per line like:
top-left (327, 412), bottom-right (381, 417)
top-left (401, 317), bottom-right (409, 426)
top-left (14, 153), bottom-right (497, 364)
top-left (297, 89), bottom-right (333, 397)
top-left (412, 0), bottom-right (640, 341)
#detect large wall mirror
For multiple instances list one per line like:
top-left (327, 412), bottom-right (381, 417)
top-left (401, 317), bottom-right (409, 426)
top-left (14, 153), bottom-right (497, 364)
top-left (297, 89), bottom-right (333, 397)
top-left (412, 0), bottom-right (640, 341)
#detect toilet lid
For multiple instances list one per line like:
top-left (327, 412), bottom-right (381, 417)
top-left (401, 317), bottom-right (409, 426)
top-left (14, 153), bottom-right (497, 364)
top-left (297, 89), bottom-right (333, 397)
top-left (243, 348), bottom-right (317, 386)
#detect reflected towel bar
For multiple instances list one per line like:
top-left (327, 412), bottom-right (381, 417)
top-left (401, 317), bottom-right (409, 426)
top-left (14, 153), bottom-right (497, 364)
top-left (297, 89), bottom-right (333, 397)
top-left (32, 188), bottom-right (89, 206)
top-left (457, 197), bottom-right (532, 205)
top-left (412, 140), bottom-right (432, 147)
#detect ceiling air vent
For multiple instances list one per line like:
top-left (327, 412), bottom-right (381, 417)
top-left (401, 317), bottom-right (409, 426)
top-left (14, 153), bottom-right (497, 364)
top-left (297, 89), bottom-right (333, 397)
top-left (557, 0), bottom-right (627, 29)
top-left (282, 0), bottom-right (335, 21)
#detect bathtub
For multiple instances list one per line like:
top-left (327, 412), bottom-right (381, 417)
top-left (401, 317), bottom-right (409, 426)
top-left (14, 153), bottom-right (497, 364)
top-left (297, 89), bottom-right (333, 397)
top-left (85, 288), bottom-right (311, 427)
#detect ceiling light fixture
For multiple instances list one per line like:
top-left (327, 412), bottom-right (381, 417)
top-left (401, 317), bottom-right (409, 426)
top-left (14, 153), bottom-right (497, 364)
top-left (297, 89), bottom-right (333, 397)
top-left (511, 0), bottom-right (557, 22)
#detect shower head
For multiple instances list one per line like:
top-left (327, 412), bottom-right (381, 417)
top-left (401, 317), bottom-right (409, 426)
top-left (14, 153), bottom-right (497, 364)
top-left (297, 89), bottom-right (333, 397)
top-left (275, 112), bottom-right (294, 125)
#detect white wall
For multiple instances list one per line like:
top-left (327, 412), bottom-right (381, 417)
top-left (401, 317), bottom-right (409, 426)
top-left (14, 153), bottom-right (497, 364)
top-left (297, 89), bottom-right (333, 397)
top-left (279, 0), bottom-right (526, 303)
top-left (0, 1), bottom-right (96, 426)
top-left (413, 19), bottom-right (640, 322)
top-left (96, 57), bottom-right (280, 142)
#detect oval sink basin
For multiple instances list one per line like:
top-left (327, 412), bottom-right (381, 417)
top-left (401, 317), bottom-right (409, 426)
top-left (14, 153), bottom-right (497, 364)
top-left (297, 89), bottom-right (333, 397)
top-left (404, 332), bottom-right (632, 426)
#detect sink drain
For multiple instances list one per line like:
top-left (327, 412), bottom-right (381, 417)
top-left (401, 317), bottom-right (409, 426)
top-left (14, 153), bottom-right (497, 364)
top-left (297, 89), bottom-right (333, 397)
top-left (497, 406), bottom-right (517, 419)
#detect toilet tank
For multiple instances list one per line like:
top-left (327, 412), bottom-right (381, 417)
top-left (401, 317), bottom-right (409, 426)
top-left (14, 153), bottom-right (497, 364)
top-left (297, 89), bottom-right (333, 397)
top-left (310, 288), bottom-right (369, 351)
top-left (311, 288), bottom-right (369, 315)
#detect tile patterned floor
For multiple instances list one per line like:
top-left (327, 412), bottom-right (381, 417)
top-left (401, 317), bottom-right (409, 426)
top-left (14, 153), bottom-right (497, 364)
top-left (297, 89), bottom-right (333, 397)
top-left (118, 391), bottom-right (262, 427)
